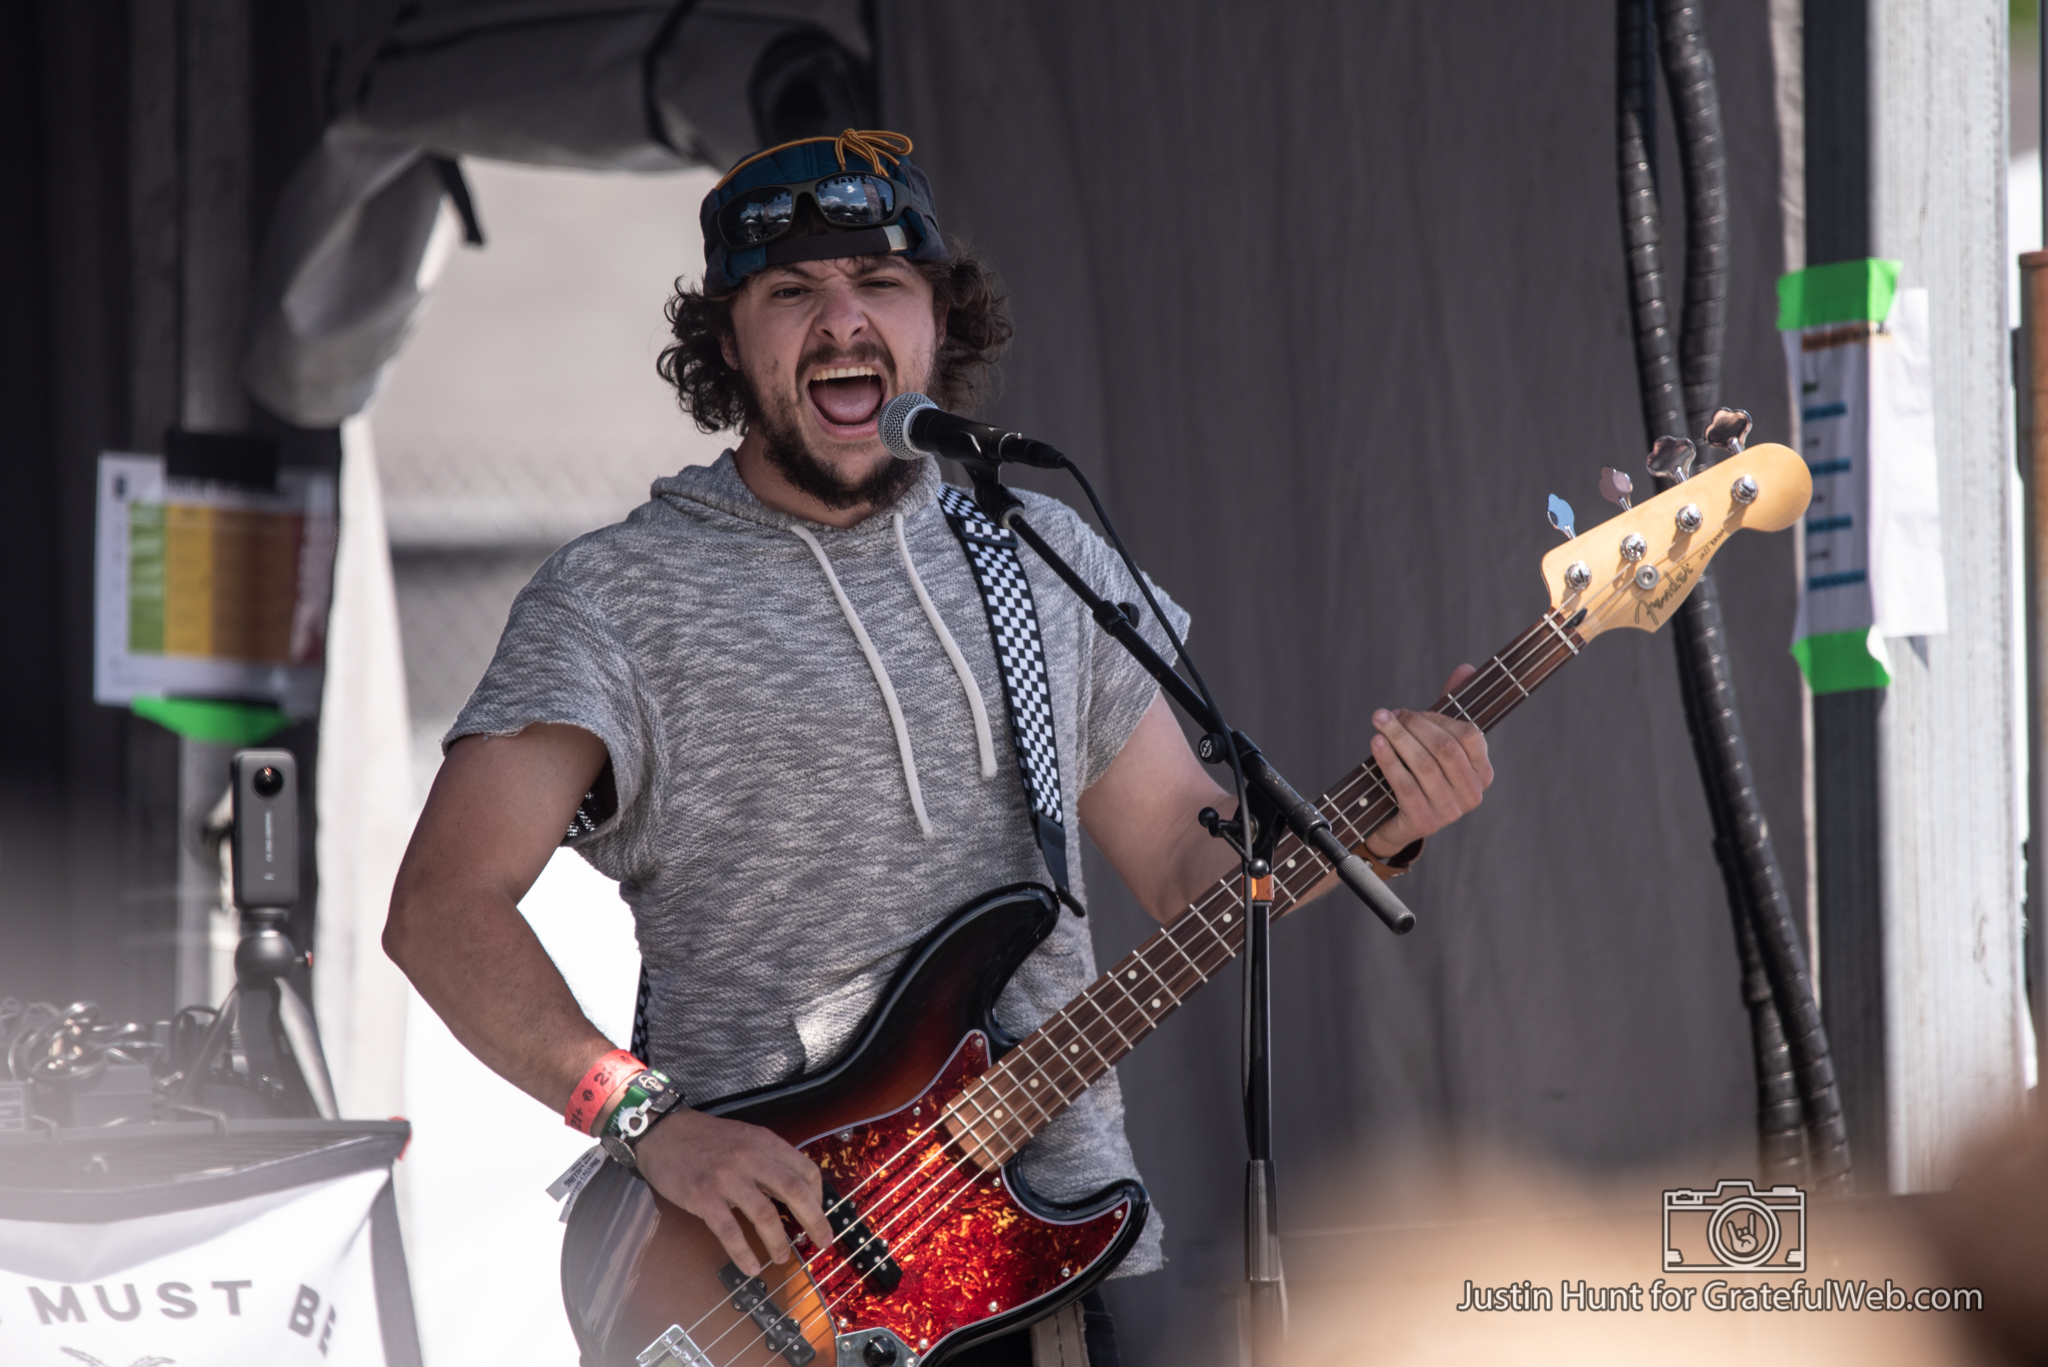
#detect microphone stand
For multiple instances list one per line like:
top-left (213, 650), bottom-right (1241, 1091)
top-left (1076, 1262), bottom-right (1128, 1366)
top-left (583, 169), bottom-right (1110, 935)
top-left (958, 462), bottom-right (1414, 1365)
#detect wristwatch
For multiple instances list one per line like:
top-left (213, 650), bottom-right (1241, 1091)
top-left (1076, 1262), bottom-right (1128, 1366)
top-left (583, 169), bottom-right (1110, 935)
top-left (600, 1069), bottom-right (686, 1171)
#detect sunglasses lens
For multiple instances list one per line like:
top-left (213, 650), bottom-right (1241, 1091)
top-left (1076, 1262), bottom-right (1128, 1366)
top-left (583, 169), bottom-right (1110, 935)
top-left (814, 175), bottom-right (895, 225)
top-left (725, 189), bottom-right (795, 245)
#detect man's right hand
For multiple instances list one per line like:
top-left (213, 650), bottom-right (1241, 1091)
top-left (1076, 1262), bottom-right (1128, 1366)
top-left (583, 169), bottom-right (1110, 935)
top-left (633, 1107), bottom-right (836, 1278)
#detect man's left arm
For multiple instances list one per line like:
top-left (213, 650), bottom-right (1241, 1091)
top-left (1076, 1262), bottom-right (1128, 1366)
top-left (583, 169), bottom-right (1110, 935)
top-left (1077, 666), bottom-right (1495, 924)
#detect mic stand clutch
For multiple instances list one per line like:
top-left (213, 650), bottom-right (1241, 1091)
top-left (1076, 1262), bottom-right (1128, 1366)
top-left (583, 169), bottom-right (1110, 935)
top-left (957, 461), bottom-right (1413, 1366)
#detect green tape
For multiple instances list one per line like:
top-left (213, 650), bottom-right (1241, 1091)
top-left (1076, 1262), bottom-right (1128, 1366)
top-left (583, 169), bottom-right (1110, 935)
top-left (1777, 259), bottom-right (1902, 330)
top-left (1790, 627), bottom-right (1892, 694)
top-left (131, 697), bottom-right (293, 745)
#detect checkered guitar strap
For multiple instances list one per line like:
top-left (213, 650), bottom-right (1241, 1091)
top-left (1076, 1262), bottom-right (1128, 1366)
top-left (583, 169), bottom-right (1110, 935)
top-left (937, 484), bottom-right (1074, 902)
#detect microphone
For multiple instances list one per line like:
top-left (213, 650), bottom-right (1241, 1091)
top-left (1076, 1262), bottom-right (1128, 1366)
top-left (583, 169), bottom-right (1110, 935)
top-left (878, 392), bottom-right (1065, 469)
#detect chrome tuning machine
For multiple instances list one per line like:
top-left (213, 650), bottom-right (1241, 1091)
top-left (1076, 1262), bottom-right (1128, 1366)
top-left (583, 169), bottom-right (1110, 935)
top-left (1704, 407), bottom-right (1753, 455)
top-left (1646, 436), bottom-right (1697, 483)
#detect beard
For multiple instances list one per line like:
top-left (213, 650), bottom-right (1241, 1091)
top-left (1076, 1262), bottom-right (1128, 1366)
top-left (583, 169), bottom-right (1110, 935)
top-left (743, 343), bottom-right (929, 513)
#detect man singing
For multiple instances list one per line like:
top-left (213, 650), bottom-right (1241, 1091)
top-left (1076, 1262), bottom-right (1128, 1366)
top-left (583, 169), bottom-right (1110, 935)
top-left (385, 129), bottom-right (1492, 1364)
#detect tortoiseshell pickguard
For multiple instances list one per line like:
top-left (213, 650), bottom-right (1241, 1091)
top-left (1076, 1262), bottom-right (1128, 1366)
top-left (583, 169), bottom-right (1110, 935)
top-left (786, 1032), bottom-right (1130, 1357)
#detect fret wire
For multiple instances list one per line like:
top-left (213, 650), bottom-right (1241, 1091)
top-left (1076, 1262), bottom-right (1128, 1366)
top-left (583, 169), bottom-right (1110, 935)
top-left (1103, 968), bottom-right (1159, 1035)
top-left (948, 1082), bottom-right (1016, 1157)
top-left (1457, 615), bottom-right (1559, 715)
top-left (1434, 620), bottom-right (1544, 727)
top-left (1540, 610), bottom-right (1583, 658)
top-left (1181, 899), bottom-right (1241, 967)
top-left (1000, 1053), bottom-right (1061, 1127)
top-left (1491, 651), bottom-right (1532, 700)
top-left (1052, 992), bottom-right (1120, 1078)
top-left (1460, 619), bottom-right (1557, 724)
top-left (1035, 1012), bottom-right (1099, 1097)
top-left (1084, 976), bottom-right (1142, 1055)
top-left (1014, 1036), bottom-right (1081, 1116)
top-left (1457, 631), bottom-right (1559, 733)
top-left (1473, 636), bottom-right (1569, 730)
top-left (1154, 915), bottom-right (1214, 989)
top-left (1118, 952), bottom-right (1187, 1016)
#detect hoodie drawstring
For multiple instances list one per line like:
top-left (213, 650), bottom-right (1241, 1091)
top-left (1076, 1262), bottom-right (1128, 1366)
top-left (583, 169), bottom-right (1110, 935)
top-left (894, 512), bottom-right (998, 780)
top-left (792, 519), bottom-right (999, 838)
top-left (790, 525), bottom-right (933, 836)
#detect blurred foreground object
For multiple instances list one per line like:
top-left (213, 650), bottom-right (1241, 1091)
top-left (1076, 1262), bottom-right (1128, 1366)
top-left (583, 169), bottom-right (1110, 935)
top-left (1277, 1154), bottom-right (1989, 1366)
top-left (1919, 1107), bottom-right (2048, 1363)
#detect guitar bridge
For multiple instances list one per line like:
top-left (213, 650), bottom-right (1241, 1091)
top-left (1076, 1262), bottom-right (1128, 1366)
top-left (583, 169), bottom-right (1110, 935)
top-left (821, 1179), bottom-right (903, 1294)
top-left (717, 1262), bottom-right (818, 1366)
top-left (638, 1324), bottom-right (712, 1367)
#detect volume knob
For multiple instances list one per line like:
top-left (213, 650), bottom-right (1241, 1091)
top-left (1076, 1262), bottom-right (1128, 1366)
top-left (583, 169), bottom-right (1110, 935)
top-left (865, 1337), bottom-right (900, 1367)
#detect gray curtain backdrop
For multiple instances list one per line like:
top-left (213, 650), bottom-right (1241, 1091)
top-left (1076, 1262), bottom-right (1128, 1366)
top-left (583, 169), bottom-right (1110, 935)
top-left (877, 2), bottom-right (1798, 1357)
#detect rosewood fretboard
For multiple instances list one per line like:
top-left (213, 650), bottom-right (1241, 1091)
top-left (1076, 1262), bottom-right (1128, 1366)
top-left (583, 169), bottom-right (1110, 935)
top-left (942, 607), bottom-right (1587, 1167)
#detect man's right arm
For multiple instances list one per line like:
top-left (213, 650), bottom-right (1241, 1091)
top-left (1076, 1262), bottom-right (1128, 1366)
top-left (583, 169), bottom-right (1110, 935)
top-left (385, 723), bottom-right (831, 1275)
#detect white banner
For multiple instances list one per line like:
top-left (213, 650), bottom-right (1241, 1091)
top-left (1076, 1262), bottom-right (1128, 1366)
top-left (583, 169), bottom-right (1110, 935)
top-left (0, 1169), bottom-right (392, 1365)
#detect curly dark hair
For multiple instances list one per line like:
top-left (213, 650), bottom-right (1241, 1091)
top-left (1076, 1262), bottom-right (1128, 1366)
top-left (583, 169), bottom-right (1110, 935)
top-left (657, 235), bottom-right (1014, 434)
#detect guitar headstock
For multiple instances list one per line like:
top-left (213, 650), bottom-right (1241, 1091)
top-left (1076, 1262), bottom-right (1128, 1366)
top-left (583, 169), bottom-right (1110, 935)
top-left (1540, 441), bottom-right (1810, 641)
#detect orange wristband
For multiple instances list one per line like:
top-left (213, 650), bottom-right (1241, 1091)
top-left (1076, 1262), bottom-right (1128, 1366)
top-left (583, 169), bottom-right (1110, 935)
top-left (565, 1048), bottom-right (642, 1134)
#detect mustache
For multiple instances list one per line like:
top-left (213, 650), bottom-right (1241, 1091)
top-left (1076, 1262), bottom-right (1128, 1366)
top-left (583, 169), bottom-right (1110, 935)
top-left (800, 342), bottom-right (893, 379)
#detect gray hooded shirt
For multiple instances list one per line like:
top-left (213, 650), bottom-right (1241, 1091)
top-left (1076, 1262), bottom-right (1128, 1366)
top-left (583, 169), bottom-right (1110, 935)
top-left (450, 451), bottom-right (1185, 1275)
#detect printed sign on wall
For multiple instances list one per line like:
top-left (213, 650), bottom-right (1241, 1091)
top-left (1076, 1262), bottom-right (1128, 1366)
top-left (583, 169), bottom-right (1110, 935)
top-left (93, 453), bottom-right (338, 717)
top-left (1779, 259), bottom-right (1947, 693)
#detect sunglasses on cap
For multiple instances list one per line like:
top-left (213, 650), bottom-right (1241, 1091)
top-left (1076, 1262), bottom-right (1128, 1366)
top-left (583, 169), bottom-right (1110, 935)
top-left (715, 172), bottom-right (913, 250)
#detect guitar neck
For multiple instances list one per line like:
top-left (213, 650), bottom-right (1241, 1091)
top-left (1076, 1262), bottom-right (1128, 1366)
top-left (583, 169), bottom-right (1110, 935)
top-left (945, 607), bottom-right (1587, 1165)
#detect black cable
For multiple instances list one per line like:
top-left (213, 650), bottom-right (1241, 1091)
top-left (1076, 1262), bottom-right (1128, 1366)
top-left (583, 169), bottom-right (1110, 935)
top-left (1618, 0), bottom-right (1851, 1189)
top-left (1053, 457), bottom-right (1250, 864)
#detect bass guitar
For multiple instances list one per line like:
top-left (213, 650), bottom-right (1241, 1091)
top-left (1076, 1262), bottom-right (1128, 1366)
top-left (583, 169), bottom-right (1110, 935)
top-left (562, 440), bottom-right (1813, 1367)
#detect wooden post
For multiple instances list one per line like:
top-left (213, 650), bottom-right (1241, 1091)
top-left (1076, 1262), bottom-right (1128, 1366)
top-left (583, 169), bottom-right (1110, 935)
top-left (1804, 0), bottom-right (2029, 1193)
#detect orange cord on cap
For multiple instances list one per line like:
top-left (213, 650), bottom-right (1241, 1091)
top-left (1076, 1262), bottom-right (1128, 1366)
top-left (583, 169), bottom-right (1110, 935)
top-left (715, 129), bottom-right (915, 191)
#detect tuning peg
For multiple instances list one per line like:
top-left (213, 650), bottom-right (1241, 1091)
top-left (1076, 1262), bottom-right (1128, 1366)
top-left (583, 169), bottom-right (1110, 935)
top-left (1598, 467), bottom-right (1633, 510)
top-left (1547, 494), bottom-right (1576, 539)
top-left (1704, 407), bottom-right (1752, 454)
top-left (1647, 435), bottom-right (1697, 483)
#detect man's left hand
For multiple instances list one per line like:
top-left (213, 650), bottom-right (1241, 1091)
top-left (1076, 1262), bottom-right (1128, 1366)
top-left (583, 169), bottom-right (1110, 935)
top-left (1361, 664), bottom-right (1494, 859)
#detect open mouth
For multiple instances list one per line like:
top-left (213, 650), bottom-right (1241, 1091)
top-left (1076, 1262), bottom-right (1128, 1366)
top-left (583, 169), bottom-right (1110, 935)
top-left (806, 363), bottom-right (887, 432)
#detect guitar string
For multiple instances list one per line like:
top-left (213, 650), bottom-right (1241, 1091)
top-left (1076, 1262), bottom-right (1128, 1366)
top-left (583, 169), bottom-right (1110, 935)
top-left (923, 607), bottom-right (1602, 1160)
top-left (913, 595), bottom-right (1633, 1202)
top-left (778, 581), bottom-right (1655, 1358)
top-left (684, 778), bottom-right (1321, 1365)
top-left (694, 620), bottom-right (1586, 1361)
top-left (688, 618), bottom-right (1581, 1367)
top-left (704, 903), bottom-right (1259, 1366)
top-left (663, 608), bottom-right (1593, 1360)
